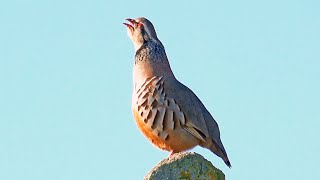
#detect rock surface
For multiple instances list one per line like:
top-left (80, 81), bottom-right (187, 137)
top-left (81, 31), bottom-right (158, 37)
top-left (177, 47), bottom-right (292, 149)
top-left (144, 152), bottom-right (225, 180)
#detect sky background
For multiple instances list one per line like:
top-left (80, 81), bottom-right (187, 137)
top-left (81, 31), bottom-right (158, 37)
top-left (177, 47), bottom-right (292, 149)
top-left (0, 0), bottom-right (319, 179)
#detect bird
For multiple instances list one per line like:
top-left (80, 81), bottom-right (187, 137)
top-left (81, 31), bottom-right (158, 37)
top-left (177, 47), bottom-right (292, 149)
top-left (123, 17), bottom-right (231, 168)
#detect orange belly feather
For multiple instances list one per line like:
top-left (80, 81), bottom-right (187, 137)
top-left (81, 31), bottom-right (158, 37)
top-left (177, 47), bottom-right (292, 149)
top-left (133, 108), bottom-right (173, 151)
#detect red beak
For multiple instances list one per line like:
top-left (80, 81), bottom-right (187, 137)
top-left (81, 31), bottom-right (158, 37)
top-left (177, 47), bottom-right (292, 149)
top-left (123, 18), bottom-right (134, 28)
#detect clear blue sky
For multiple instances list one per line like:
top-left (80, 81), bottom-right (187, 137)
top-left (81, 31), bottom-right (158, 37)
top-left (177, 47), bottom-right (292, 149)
top-left (1, 0), bottom-right (319, 179)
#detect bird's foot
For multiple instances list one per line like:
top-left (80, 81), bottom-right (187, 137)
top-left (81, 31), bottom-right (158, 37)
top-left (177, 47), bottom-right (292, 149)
top-left (168, 151), bottom-right (175, 157)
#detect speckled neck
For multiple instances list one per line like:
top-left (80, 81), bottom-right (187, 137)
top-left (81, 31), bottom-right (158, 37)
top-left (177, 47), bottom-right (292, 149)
top-left (133, 40), bottom-right (175, 86)
top-left (134, 41), bottom-right (167, 65)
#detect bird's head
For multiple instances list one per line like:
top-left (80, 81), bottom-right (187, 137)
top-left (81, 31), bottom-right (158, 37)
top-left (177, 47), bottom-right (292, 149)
top-left (123, 17), bottom-right (161, 51)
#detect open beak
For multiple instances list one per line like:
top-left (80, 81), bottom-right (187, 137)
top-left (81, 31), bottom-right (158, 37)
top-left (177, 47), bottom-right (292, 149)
top-left (123, 18), bottom-right (135, 29)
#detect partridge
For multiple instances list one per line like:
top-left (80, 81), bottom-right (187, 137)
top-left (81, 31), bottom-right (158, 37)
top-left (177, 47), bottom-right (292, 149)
top-left (124, 17), bottom-right (231, 167)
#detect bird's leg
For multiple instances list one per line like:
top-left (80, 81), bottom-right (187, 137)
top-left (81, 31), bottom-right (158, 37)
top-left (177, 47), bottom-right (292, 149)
top-left (169, 151), bottom-right (176, 157)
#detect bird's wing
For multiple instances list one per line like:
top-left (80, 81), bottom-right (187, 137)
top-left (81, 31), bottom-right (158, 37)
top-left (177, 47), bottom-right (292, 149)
top-left (163, 78), bottom-right (212, 139)
top-left (174, 82), bottom-right (229, 162)
top-left (167, 79), bottom-right (229, 161)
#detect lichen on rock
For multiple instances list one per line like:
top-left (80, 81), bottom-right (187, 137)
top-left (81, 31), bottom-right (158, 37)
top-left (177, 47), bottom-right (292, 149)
top-left (144, 152), bottom-right (225, 180)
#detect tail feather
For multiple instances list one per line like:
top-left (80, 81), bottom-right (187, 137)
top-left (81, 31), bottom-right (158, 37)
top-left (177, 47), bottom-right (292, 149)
top-left (224, 157), bottom-right (232, 168)
top-left (216, 148), bottom-right (231, 168)
top-left (206, 140), bottom-right (232, 168)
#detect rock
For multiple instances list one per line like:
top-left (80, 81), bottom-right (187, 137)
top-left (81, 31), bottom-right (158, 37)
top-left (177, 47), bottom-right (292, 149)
top-left (144, 152), bottom-right (225, 180)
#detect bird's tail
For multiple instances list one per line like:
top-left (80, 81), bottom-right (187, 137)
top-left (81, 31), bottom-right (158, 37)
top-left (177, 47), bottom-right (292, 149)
top-left (206, 140), bottom-right (232, 168)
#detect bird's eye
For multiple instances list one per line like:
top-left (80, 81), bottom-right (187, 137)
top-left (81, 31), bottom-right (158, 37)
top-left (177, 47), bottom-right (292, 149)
top-left (137, 22), bottom-right (144, 27)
